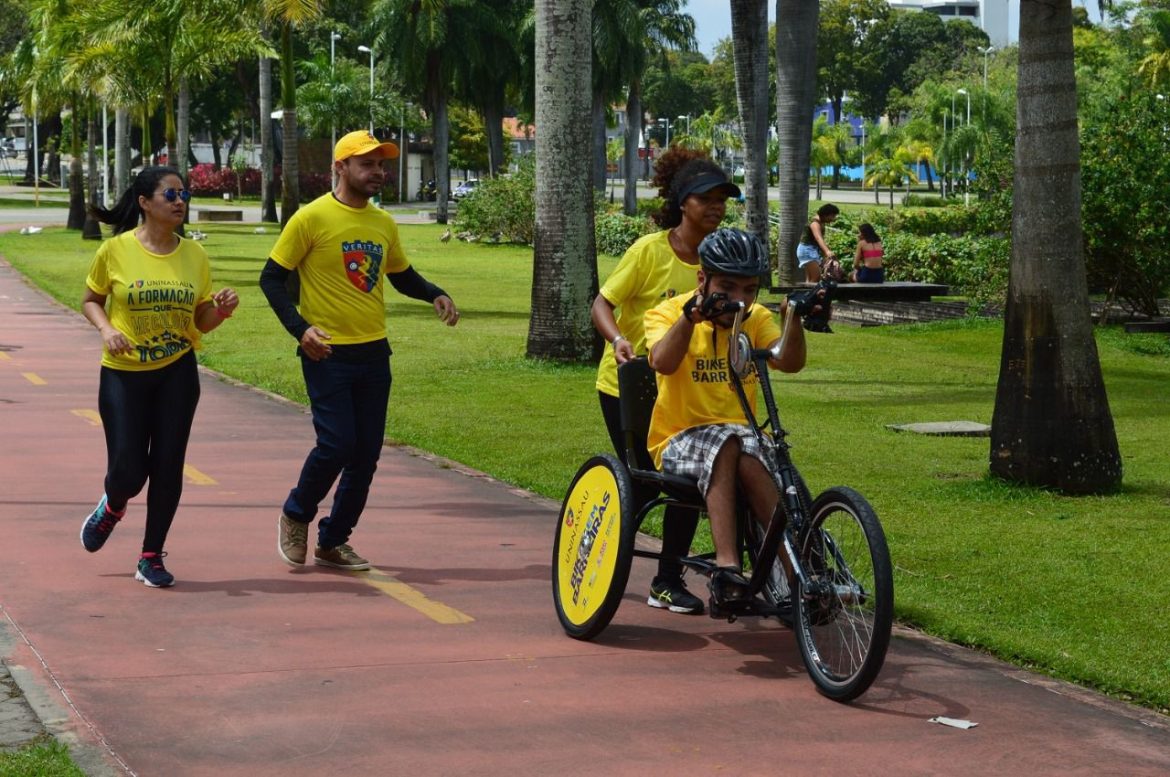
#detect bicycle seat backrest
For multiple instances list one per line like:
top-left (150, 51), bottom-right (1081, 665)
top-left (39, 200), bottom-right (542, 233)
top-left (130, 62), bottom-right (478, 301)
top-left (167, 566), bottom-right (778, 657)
top-left (617, 357), bottom-right (659, 471)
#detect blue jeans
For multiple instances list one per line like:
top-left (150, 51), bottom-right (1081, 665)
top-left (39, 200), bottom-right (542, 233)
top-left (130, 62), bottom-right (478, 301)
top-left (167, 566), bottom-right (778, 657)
top-left (283, 355), bottom-right (391, 548)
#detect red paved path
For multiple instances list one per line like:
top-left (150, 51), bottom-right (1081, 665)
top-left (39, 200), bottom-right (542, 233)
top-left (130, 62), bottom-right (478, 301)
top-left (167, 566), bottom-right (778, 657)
top-left (1, 256), bottom-right (1168, 776)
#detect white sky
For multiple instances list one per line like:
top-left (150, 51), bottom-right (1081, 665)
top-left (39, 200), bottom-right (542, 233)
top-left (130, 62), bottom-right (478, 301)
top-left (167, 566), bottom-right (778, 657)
top-left (684, 0), bottom-right (1105, 60)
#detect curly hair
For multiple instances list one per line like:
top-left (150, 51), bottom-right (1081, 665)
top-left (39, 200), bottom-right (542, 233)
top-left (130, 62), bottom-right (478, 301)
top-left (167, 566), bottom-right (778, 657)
top-left (652, 153), bottom-right (728, 229)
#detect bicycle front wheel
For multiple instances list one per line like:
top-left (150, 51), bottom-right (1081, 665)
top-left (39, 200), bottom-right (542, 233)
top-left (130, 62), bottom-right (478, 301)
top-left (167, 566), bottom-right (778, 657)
top-left (794, 487), bottom-right (893, 702)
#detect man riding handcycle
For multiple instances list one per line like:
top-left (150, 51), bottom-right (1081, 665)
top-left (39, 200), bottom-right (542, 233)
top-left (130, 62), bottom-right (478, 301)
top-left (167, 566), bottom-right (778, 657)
top-left (552, 228), bottom-right (893, 702)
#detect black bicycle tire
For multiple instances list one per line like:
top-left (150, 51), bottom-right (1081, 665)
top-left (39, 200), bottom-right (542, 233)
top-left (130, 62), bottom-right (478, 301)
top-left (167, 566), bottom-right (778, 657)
top-left (551, 454), bottom-right (637, 641)
top-left (793, 486), bottom-right (893, 702)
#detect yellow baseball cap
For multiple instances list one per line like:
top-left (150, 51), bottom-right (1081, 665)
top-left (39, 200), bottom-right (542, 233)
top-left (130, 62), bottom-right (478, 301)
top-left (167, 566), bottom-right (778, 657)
top-left (334, 130), bottom-right (399, 161)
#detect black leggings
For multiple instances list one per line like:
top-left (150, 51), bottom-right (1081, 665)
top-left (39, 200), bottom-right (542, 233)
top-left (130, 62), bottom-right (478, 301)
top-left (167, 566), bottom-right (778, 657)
top-left (598, 391), bottom-right (700, 582)
top-left (98, 351), bottom-right (201, 554)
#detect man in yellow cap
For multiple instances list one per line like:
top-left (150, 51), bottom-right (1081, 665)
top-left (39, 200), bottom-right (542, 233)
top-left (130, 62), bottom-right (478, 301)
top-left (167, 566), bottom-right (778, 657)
top-left (259, 129), bottom-right (460, 571)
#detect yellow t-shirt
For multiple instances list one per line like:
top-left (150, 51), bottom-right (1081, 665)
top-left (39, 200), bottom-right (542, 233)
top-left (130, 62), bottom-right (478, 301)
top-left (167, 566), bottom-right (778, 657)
top-left (595, 230), bottom-right (700, 397)
top-left (644, 294), bottom-right (782, 468)
top-left (268, 193), bottom-right (410, 344)
top-left (85, 231), bottom-right (213, 371)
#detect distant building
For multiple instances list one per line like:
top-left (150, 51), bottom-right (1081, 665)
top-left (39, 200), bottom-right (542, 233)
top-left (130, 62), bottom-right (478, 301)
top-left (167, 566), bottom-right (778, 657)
top-left (887, 0), bottom-right (1009, 48)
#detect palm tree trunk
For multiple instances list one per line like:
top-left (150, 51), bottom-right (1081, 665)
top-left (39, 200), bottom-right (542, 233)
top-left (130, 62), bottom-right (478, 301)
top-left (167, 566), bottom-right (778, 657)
top-left (115, 108), bottom-right (130, 199)
top-left (483, 101), bottom-right (505, 177)
top-left (433, 93), bottom-right (451, 223)
top-left (177, 79), bottom-right (190, 177)
top-left (775, 0), bottom-right (820, 286)
top-left (83, 102), bottom-right (102, 240)
top-left (732, 0), bottom-right (770, 256)
top-left (990, 0), bottom-right (1121, 494)
top-left (259, 53), bottom-right (277, 223)
top-left (280, 22), bottom-right (300, 226)
top-left (592, 91), bottom-right (608, 192)
top-left (529, 0), bottom-right (599, 362)
top-left (623, 81), bottom-right (642, 216)
top-left (67, 97), bottom-right (86, 230)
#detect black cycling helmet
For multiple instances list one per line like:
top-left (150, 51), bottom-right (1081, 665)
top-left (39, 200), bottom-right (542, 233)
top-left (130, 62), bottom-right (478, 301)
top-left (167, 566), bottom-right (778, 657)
top-left (698, 228), bottom-right (769, 277)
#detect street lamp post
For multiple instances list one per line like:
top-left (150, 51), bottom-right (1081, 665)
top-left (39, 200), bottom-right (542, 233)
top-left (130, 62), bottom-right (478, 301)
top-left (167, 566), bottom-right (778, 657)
top-left (658, 117), bottom-right (670, 149)
top-left (956, 88), bottom-right (971, 205)
top-left (942, 109), bottom-right (947, 199)
top-left (978, 45), bottom-right (995, 90)
top-left (677, 114), bottom-right (690, 138)
top-left (330, 30), bottom-right (341, 185)
top-left (860, 121), bottom-right (866, 190)
top-left (357, 44), bottom-right (374, 134)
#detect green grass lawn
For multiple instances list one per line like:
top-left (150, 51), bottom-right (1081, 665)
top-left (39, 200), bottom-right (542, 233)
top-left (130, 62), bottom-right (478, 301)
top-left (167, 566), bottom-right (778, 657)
top-left (3, 224), bottom-right (1169, 713)
top-left (0, 738), bottom-right (83, 776)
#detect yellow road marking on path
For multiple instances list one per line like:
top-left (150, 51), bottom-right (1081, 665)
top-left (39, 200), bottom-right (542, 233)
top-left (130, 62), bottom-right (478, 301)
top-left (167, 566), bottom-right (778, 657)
top-left (71, 409), bottom-right (102, 426)
top-left (21, 372), bottom-right (46, 385)
top-left (356, 567), bottom-right (475, 624)
top-left (183, 465), bottom-right (217, 485)
top-left (0, 352), bottom-right (11, 361)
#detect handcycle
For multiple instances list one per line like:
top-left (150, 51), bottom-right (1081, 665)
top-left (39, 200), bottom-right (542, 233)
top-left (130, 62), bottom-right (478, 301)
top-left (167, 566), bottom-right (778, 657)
top-left (551, 301), bottom-right (893, 702)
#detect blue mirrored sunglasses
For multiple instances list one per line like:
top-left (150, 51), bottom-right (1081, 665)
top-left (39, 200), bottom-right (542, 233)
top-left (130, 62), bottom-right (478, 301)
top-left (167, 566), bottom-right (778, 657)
top-left (162, 188), bottom-right (191, 203)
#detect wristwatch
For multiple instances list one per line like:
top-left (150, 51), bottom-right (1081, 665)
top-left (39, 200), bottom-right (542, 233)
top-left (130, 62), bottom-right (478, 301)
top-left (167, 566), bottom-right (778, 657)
top-left (611, 334), bottom-right (627, 346)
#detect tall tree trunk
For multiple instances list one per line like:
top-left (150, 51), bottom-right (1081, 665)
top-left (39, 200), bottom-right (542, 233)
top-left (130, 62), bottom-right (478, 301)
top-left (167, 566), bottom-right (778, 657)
top-left (177, 79), bottom-right (190, 177)
top-left (280, 22), bottom-right (300, 226)
top-left (83, 105), bottom-right (101, 239)
top-left (775, 0), bottom-right (820, 286)
top-left (732, 0), bottom-right (770, 258)
top-left (529, 0), bottom-right (598, 361)
top-left (259, 54), bottom-right (277, 222)
top-left (67, 98), bottom-right (86, 230)
top-left (623, 83), bottom-right (641, 216)
top-left (433, 95), bottom-right (451, 223)
top-left (483, 101), bottom-right (505, 177)
top-left (592, 91), bottom-right (608, 192)
top-left (990, 0), bottom-right (1121, 494)
top-left (115, 108), bottom-right (130, 199)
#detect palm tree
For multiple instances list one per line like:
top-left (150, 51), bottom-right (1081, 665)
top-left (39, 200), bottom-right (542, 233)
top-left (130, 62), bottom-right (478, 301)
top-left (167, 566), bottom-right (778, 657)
top-left (618, 0), bottom-right (695, 216)
top-left (990, 0), bottom-right (1121, 494)
top-left (809, 117), bottom-right (837, 201)
top-left (775, 0), bottom-right (821, 286)
top-left (528, 0), bottom-right (597, 361)
top-left (592, 0), bottom-right (639, 192)
top-left (1137, 9), bottom-right (1170, 89)
top-left (731, 0), bottom-right (770, 251)
top-left (265, 0), bottom-right (321, 224)
top-left (258, 49), bottom-right (277, 222)
top-left (373, 0), bottom-right (487, 223)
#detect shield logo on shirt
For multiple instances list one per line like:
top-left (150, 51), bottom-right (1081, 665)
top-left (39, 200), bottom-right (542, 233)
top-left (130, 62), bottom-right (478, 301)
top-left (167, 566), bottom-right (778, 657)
top-left (342, 243), bottom-right (383, 293)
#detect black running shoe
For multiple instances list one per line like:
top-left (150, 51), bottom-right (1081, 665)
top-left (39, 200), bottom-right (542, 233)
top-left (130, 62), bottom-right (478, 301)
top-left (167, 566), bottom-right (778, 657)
top-left (135, 553), bottom-right (175, 588)
top-left (647, 577), bottom-right (704, 615)
top-left (80, 495), bottom-right (122, 553)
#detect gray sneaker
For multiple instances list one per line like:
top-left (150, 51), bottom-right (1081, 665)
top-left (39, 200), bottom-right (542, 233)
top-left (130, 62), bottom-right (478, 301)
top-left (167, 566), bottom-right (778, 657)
top-left (278, 513), bottom-right (308, 566)
top-left (313, 543), bottom-right (370, 571)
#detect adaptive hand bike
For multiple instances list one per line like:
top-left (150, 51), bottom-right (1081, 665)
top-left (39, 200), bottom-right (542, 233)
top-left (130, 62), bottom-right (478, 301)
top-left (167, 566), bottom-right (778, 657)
top-left (551, 304), bottom-right (893, 702)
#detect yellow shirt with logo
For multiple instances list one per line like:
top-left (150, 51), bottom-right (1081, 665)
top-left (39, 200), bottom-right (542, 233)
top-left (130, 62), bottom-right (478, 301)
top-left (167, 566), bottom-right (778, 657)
top-left (269, 193), bottom-right (410, 345)
top-left (595, 230), bottom-right (700, 397)
top-left (644, 294), bottom-right (782, 468)
top-left (85, 231), bottom-right (213, 372)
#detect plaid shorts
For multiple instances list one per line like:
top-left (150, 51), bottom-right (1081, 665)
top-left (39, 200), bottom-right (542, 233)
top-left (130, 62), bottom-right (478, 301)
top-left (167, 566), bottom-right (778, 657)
top-left (660, 424), bottom-right (778, 496)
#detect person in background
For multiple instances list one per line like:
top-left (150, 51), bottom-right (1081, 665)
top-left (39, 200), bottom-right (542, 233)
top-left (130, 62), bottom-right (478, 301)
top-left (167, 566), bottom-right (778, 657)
top-left (796, 203), bottom-right (840, 283)
top-left (590, 149), bottom-right (741, 615)
top-left (849, 222), bottom-right (885, 284)
top-left (260, 130), bottom-right (458, 573)
top-left (80, 166), bottom-right (239, 588)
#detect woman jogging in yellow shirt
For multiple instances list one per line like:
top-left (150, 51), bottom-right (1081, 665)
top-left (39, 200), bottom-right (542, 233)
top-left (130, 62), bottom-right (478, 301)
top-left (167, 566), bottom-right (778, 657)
top-left (80, 166), bottom-right (239, 587)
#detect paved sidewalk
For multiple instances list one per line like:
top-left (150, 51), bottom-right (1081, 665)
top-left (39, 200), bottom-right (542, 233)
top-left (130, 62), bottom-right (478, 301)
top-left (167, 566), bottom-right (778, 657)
top-left (1, 252), bottom-right (1169, 776)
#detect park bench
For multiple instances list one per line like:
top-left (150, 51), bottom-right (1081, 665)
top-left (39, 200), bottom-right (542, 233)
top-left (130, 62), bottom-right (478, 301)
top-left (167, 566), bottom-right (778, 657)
top-left (193, 208), bottom-right (243, 222)
top-left (771, 281), bottom-right (949, 302)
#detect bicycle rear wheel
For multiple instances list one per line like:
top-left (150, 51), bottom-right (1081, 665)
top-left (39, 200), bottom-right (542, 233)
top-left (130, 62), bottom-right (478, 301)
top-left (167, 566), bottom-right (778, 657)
top-left (552, 454), bottom-right (636, 640)
top-left (794, 487), bottom-right (893, 702)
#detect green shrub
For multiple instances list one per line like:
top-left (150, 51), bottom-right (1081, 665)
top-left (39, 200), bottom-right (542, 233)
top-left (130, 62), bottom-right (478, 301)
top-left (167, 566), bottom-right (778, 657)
top-left (452, 158), bottom-right (535, 243)
top-left (903, 193), bottom-right (947, 208)
top-left (595, 212), bottom-right (656, 256)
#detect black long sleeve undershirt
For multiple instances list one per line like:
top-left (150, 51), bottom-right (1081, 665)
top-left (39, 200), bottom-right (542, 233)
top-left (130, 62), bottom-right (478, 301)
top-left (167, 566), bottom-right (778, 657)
top-left (259, 259), bottom-right (449, 342)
